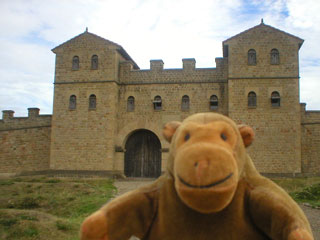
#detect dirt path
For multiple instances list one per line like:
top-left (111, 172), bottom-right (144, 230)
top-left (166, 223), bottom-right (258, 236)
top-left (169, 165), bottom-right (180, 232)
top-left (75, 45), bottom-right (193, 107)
top-left (299, 205), bottom-right (320, 239)
top-left (114, 179), bottom-right (320, 239)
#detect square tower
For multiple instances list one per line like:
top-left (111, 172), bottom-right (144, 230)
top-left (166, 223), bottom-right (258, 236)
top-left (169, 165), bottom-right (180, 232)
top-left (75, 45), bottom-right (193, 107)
top-left (224, 22), bottom-right (304, 174)
top-left (50, 30), bottom-right (138, 172)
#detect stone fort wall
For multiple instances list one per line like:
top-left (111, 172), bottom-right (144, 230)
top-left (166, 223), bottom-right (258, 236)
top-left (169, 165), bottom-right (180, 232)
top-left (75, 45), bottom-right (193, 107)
top-left (1, 99), bottom-right (319, 176)
top-left (1, 23), bottom-right (319, 177)
top-left (301, 104), bottom-right (320, 175)
top-left (114, 58), bottom-right (228, 172)
top-left (49, 82), bottom-right (119, 172)
top-left (228, 78), bottom-right (302, 174)
top-left (224, 23), bottom-right (303, 174)
top-left (49, 32), bottom-right (129, 172)
top-left (0, 108), bottom-right (51, 175)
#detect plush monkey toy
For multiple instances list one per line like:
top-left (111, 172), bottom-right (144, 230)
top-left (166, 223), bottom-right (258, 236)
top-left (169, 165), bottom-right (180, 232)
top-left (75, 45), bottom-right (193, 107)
top-left (81, 113), bottom-right (314, 240)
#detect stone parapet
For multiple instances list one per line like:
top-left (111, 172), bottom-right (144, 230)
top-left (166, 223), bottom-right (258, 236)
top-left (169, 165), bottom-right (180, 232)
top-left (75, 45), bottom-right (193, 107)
top-left (0, 109), bottom-right (51, 131)
top-left (182, 58), bottom-right (196, 70)
top-left (150, 59), bottom-right (164, 71)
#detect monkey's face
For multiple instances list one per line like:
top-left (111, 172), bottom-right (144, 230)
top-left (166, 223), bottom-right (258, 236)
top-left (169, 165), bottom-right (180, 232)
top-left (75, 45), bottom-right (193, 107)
top-left (172, 121), bottom-right (239, 213)
top-left (163, 113), bottom-right (254, 214)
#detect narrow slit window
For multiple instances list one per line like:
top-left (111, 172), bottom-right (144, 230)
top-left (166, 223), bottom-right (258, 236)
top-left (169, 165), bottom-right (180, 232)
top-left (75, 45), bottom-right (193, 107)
top-left (210, 95), bottom-right (218, 110)
top-left (271, 91), bottom-right (280, 107)
top-left (153, 96), bottom-right (162, 110)
top-left (248, 49), bottom-right (256, 65)
top-left (127, 96), bottom-right (135, 112)
top-left (91, 55), bottom-right (98, 69)
top-left (181, 95), bottom-right (190, 111)
top-left (270, 49), bottom-right (279, 65)
top-left (89, 94), bottom-right (96, 109)
top-left (72, 56), bottom-right (79, 70)
top-left (248, 92), bottom-right (257, 107)
top-left (69, 95), bottom-right (77, 110)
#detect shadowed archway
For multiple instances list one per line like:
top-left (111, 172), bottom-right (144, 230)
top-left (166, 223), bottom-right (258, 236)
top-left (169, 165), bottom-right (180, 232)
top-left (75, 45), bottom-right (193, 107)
top-left (124, 129), bottom-right (161, 178)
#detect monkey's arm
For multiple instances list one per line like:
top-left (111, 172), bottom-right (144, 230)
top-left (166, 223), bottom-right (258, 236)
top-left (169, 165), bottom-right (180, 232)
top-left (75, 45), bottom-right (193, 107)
top-left (81, 182), bottom-right (159, 240)
top-left (247, 177), bottom-right (313, 240)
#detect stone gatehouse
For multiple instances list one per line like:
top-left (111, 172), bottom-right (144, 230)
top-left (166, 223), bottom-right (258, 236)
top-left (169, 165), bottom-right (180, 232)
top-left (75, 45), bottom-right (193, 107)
top-left (1, 22), bottom-right (320, 177)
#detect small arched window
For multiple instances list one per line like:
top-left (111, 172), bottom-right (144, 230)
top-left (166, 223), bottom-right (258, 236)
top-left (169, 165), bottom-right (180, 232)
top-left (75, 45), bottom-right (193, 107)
top-left (89, 94), bottom-right (96, 109)
top-left (69, 95), bottom-right (77, 110)
top-left (271, 91), bottom-right (280, 107)
top-left (248, 49), bottom-right (256, 65)
top-left (248, 92), bottom-right (257, 107)
top-left (181, 95), bottom-right (190, 111)
top-left (91, 55), bottom-right (98, 70)
top-left (153, 96), bottom-right (162, 110)
top-left (72, 56), bottom-right (79, 70)
top-left (270, 49), bottom-right (279, 65)
top-left (127, 96), bottom-right (135, 112)
top-left (210, 95), bottom-right (218, 110)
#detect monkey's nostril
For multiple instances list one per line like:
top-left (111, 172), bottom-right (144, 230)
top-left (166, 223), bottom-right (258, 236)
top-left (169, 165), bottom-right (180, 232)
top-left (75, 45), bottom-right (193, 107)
top-left (194, 162), bottom-right (198, 167)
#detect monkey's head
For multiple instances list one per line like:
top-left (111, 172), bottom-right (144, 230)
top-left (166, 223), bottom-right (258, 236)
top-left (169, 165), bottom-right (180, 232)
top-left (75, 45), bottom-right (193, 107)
top-left (163, 113), bottom-right (254, 214)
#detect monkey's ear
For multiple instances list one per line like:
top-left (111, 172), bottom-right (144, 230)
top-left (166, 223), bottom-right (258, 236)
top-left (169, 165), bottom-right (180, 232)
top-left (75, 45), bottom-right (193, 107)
top-left (163, 121), bottom-right (181, 143)
top-left (238, 125), bottom-right (255, 147)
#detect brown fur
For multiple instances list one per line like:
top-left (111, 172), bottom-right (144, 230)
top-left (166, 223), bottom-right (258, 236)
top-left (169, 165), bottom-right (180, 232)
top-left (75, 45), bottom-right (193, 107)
top-left (81, 113), bottom-right (313, 240)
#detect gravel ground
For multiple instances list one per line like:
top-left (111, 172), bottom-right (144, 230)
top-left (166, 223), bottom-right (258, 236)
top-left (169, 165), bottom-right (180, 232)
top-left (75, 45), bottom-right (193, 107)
top-left (113, 180), bottom-right (320, 240)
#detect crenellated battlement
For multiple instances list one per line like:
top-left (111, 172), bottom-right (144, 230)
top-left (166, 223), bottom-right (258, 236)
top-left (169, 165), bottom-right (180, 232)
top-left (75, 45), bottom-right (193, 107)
top-left (1, 22), bottom-right (319, 177)
top-left (119, 57), bottom-right (228, 85)
top-left (300, 103), bottom-right (320, 124)
top-left (0, 108), bottom-right (52, 175)
top-left (0, 108), bottom-right (51, 131)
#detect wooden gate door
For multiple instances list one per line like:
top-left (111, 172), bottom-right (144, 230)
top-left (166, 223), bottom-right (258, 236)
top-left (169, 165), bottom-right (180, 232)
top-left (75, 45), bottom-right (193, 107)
top-left (124, 130), bottom-right (161, 178)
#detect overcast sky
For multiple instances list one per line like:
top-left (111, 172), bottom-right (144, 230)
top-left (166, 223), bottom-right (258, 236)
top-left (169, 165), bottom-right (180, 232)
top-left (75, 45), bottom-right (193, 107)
top-left (0, 0), bottom-right (319, 117)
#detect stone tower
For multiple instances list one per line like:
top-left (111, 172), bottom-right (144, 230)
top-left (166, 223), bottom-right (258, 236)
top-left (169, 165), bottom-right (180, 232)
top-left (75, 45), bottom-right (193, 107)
top-left (50, 30), bottom-right (138, 172)
top-left (223, 22), bottom-right (304, 173)
top-left (2, 22), bottom-right (320, 177)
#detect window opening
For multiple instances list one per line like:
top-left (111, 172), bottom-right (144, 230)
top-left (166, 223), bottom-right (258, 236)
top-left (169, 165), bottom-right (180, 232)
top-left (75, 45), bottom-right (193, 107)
top-left (271, 49), bottom-right (279, 65)
top-left (181, 95), bottom-right (190, 110)
top-left (89, 94), bottom-right (96, 109)
top-left (91, 55), bottom-right (98, 69)
top-left (127, 96), bottom-right (135, 112)
top-left (153, 96), bottom-right (162, 110)
top-left (271, 91), bottom-right (280, 107)
top-left (248, 92), bottom-right (257, 107)
top-left (72, 56), bottom-right (79, 70)
top-left (248, 49), bottom-right (256, 65)
top-left (69, 95), bottom-right (76, 109)
top-left (210, 95), bottom-right (218, 110)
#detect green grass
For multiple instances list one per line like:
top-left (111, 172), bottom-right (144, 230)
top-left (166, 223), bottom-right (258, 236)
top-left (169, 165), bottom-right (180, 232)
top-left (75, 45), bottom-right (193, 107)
top-left (0, 180), bottom-right (15, 186)
top-left (272, 177), bottom-right (320, 208)
top-left (56, 220), bottom-right (73, 231)
top-left (0, 175), bottom-right (319, 239)
top-left (24, 226), bottom-right (39, 237)
top-left (290, 183), bottom-right (320, 208)
top-left (0, 176), bottom-right (116, 240)
top-left (0, 218), bottom-right (18, 227)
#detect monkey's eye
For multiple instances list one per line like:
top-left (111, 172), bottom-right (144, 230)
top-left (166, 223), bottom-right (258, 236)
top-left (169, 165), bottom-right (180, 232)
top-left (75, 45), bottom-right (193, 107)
top-left (221, 133), bottom-right (227, 141)
top-left (184, 133), bottom-right (190, 141)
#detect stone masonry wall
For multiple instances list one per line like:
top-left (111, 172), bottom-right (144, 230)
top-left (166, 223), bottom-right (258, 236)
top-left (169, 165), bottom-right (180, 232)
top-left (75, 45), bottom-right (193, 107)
top-left (50, 82), bottom-right (119, 171)
top-left (301, 105), bottom-right (320, 174)
top-left (114, 58), bottom-right (228, 173)
top-left (228, 79), bottom-right (301, 173)
top-left (224, 23), bottom-right (302, 79)
top-left (0, 109), bottom-right (51, 175)
top-left (225, 23), bottom-right (302, 174)
top-left (114, 81), bottom-right (228, 172)
top-left (119, 58), bottom-right (228, 85)
top-left (52, 32), bottom-right (125, 84)
top-left (50, 32), bottom-right (127, 172)
top-left (2, 24), bottom-right (318, 177)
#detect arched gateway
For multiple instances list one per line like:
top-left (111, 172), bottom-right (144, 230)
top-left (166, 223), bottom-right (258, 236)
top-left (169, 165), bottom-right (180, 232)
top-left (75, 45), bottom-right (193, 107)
top-left (124, 129), bottom-right (161, 178)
